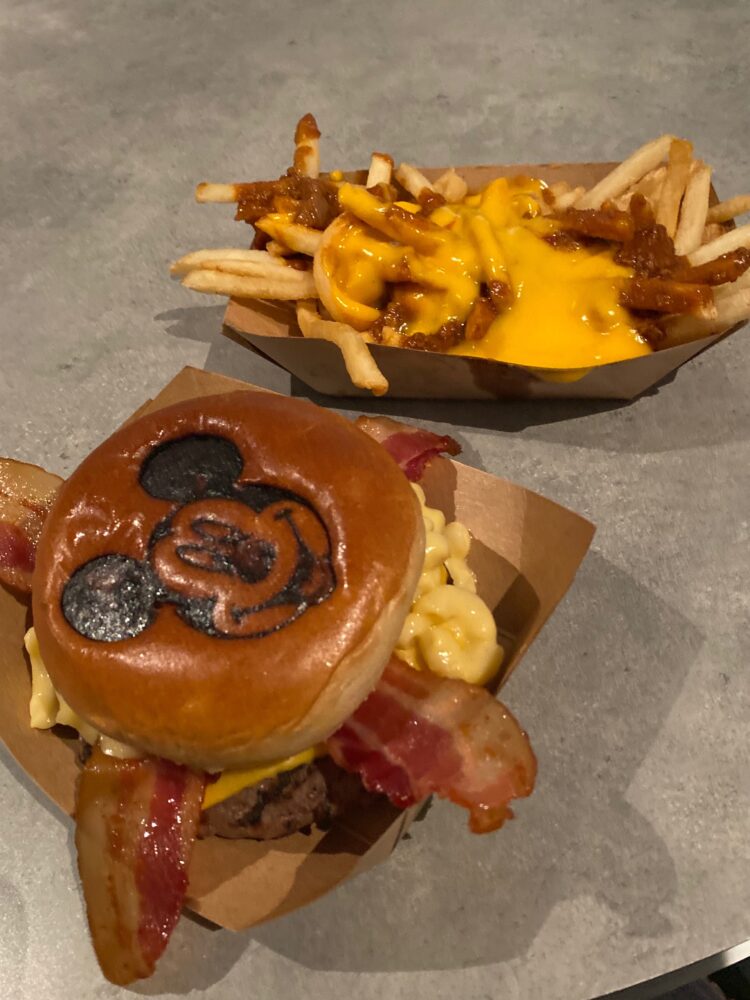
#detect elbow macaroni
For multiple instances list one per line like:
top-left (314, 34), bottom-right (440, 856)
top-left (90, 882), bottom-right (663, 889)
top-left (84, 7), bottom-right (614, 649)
top-left (395, 484), bottom-right (503, 686)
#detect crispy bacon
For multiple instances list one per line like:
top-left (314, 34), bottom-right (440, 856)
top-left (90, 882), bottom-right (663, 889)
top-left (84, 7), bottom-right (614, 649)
top-left (327, 657), bottom-right (537, 833)
top-left (356, 415), bottom-right (461, 482)
top-left (75, 748), bottom-right (205, 985)
top-left (0, 458), bottom-right (62, 593)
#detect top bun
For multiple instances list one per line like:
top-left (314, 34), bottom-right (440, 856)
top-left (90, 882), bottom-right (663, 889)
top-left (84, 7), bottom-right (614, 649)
top-left (32, 390), bottom-right (425, 771)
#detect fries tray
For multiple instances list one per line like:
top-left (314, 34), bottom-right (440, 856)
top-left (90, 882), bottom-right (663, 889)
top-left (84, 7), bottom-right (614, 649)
top-left (0, 366), bottom-right (594, 930)
top-left (223, 162), bottom-right (738, 400)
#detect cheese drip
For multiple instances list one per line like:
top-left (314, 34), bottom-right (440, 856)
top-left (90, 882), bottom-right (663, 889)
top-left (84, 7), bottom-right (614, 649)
top-left (25, 628), bottom-right (138, 759)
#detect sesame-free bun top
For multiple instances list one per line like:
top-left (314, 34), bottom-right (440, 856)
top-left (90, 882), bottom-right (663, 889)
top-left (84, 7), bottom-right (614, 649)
top-left (32, 391), bottom-right (424, 771)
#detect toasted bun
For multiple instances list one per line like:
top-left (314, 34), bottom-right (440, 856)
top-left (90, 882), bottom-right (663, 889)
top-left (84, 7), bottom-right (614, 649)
top-left (32, 391), bottom-right (424, 771)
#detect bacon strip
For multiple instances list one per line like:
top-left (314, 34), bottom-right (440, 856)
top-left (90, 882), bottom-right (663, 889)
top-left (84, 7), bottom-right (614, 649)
top-left (356, 415), bottom-right (461, 482)
top-left (75, 748), bottom-right (205, 985)
top-left (327, 657), bottom-right (537, 833)
top-left (0, 458), bottom-right (62, 593)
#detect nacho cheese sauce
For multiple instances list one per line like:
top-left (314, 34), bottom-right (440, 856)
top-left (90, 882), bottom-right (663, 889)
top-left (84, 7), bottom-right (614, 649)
top-left (326, 178), bottom-right (651, 370)
top-left (24, 496), bottom-right (502, 806)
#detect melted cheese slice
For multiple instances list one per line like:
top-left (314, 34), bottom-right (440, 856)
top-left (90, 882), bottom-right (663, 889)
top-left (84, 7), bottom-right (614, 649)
top-left (203, 748), bottom-right (321, 809)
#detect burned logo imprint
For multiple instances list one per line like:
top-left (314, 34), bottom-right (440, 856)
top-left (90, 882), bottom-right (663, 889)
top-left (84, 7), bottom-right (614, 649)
top-left (61, 435), bottom-right (335, 642)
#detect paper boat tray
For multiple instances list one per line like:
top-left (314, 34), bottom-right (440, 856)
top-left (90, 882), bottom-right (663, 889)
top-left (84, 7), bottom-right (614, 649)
top-left (223, 161), bottom-right (736, 400)
top-left (0, 366), bottom-right (595, 930)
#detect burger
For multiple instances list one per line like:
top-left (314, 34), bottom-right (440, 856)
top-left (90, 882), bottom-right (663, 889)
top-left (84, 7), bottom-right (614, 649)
top-left (0, 389), bottom-right (536, 985)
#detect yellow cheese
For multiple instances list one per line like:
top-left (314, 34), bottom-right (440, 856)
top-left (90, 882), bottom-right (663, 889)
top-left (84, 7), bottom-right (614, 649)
top-left (202, 747), bottom-right (322, 810)
top-left (26, 628), bottom-right (100, 745)
top-left (319, 176), bottom-right (650, 369)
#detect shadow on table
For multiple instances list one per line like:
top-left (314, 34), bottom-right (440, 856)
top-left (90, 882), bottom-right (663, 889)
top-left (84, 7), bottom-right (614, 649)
top-left (250, 550), bottom-right (703, 974)
top-left (156, 306), bottom-right (750, 456)
top-left (128, 909), bottom-right (248, 997)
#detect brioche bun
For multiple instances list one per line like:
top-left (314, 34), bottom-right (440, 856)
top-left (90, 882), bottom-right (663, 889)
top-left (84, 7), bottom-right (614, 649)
top-left (32, 391), bottom-right (424, 771)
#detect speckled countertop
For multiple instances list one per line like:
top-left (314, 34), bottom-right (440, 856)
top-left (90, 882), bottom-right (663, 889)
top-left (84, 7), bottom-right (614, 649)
top-left (1, 1), bottom-right (749, 997)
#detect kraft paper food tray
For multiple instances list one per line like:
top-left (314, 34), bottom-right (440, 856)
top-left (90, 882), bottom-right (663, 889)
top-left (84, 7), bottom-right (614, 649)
top-left (0, 365), bottom-right (594, 932)
top-left (222, 161), bottom-right (737, 400)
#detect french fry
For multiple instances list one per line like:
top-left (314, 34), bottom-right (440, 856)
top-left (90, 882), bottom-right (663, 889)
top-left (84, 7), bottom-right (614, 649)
top-left (266, 240), bottom-right (292, 257)
top-left (170, 248), bottom-right (292, 276)
top-left (366, 152), bottom-right (394, 188)
top-left (433, 168), bottom-right (468, 203)
top-left (195, 259), bottom-right (310, 279)
top-left (706, 194), bottom-right (750, 224)
top-left (714, 267), bottom-right (750, 300)
top-left (338, 183), bottom-right (447, 252)
top-left (293, 113), bottom-right (320, 179)
top-left (395, 162), bottom-right (436, 200)
top-left (614, 166), bottom-right (668, 211)
top-left (633, 164), bottom-right (667, 209)
top-left (313, 215), bottom-right (382, 329)
top-left (469, 215), bottom-right (509, 294)
top-left (179, 123), bottom-right (750, 388)
top-left (575, 134), bottom-right (674, 209)
top-left (656, 139), bottom-right (693, 238)
top-left (255, 214), bottom-right (323, 255)
top-left (182, 268), bottom-right (317, 300)
top-left (661, 287), bottom-right (750, 347)
top-left (553, 186), bottom-right (586, 210)
top-left (548, 181), bottom-right (570, 199)
top-left (195, 182), bottom-right (239, 204)
top-left (702, 222), bottom-right (726, 244)
top-left (673, 161), bottom-right (712, 256)
top-left (688, 222), bottom-right (750, 266)
top-left (296, 300), bottom-right (388, 395)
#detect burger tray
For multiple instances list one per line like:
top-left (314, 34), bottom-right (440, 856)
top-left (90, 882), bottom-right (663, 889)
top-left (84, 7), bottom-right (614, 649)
top-left (0, 366), bottom-right (595, 931)
top-left (222, 162), bottom-right (737, 401)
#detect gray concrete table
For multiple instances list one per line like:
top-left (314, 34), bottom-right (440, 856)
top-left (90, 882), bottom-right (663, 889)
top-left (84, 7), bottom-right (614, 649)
top-left (2, 1), bottom-right (749, 997)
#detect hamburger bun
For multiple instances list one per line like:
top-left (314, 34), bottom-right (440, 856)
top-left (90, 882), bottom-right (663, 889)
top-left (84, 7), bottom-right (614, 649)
top-left (32, 390), bottom-right (424, 771)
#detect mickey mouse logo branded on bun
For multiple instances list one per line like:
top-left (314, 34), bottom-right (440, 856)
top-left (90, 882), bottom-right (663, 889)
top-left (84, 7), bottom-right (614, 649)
top-left (62, 434), bottom-right (335, 642)
top-left (33, 391), bottom-right (425, 770)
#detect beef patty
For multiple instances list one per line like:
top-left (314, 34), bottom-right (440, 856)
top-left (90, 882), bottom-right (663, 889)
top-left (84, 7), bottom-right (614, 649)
top-left (199, 756), bottom-right (380, 840)
top-left (77, 740), bottom-right (377, 841)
